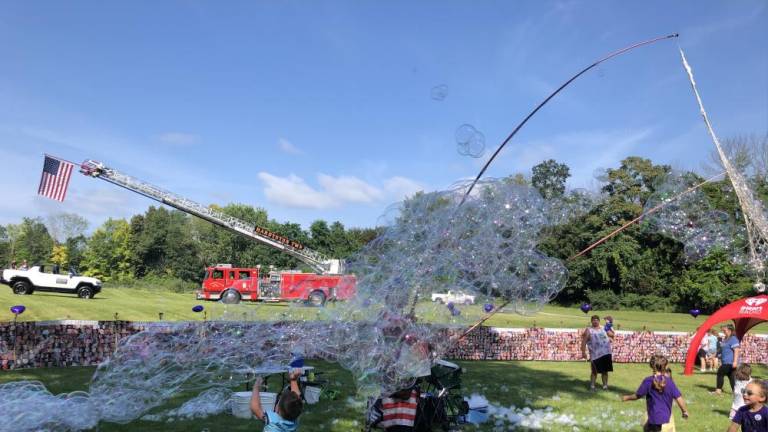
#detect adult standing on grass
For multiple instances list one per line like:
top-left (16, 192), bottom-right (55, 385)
top-left (713, 324), bottom-right (741, 396)
top-left (697, 335), bottom-right (710, 372)
top-left (581, 314), bottom-right (614, 391)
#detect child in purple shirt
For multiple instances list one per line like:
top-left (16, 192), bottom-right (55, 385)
top-left (622, 354), bottom-right (689, 432)
top-left (728, 380), bottom-right (768, 432)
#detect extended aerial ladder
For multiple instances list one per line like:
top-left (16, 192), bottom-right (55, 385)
top-left (78, 160), bottom-right (343, 274)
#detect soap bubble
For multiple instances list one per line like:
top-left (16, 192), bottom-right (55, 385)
top-left (455, 124), bottom-right (486, 158)
top-left (642, 171), bottom-right (746, 262)
top-left (430, 84), bottom-right (449, 101)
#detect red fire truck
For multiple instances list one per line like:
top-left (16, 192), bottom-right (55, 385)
top-left (198, 264), bottom-right (356, 306)
top-left (78, 160), bottom-right (357, 306)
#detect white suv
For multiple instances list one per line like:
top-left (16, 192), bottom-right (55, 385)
top-left (431, 290), bottom-right (476, 305)
top-left (1, 265), bottom-right (102, 299)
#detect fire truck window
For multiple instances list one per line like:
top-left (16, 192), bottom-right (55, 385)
top-left (228, 271), bottom-right (235, 279)
top-left (238, 272), bottom-right (250, 279)
top-left (212, 270), bottom-right (224, 279)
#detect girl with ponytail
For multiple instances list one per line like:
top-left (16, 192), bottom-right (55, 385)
top-left (622, 354), bottom-right (689, 432)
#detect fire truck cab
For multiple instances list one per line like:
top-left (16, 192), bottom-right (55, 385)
top-left (196, 264), bottom-right (355, 306)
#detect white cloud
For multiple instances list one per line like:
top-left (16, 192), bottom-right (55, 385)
top-left (257, 172), bottom-right (336, 209)
top-left (257, 172), bottom-right (424, 209)
top-left (278, 138), bottom-right (304, 155)
top-left (318, 174), bottom-right (382, 203)
top-left (383, 176), bottom-right (424, 200)
top-left (157, 132), bottom-right (200, 146)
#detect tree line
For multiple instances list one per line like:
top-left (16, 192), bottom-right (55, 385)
top-left (1, 135), bottom-right (765, 313)
top-left (0, 207), bottom-right (379, 286)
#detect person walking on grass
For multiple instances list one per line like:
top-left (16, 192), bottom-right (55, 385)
top-left (727, 380), bottom-right (768, 432)
top-left (714, 324), bottom-right (741, 396)
top-left (581, 314), bottom-right (614, 391)
top-left (622, 354), bottom-right (689, 432)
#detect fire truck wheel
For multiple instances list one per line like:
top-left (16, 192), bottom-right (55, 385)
top-left (221, 289), bottom-right (241, 304)
top-left (308, 290), bottom-right (326, 307)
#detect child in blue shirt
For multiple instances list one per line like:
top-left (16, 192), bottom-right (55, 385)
top-left (604, 316), bottom-right (614, 332)
top-left (251, 369), bottom-right (303, 432)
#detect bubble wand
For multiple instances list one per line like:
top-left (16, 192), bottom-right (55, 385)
top-left (458, 33), bottom-right (679, 207)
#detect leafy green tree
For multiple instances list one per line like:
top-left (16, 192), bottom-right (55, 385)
top-left (130, 207), bottom-right (201, 281)
top-left (66, 235), bottom-right (88, 271)
top-left (309, 220), bottom-right (332, 254)
top-left (14, 218), bottom-right (54, 264)
top-left (81, 219), bottom-right (133, 280)
top-left (601, 156), bottom-right (671, 205)
top-left (328, 221), bottom-right (355, 258)
top-left (347, 227), bottom-right (382, 248)
top-left (672, 249), bottom-right (752, 313)
top-left (0, 225), bottom-right (8, 267)
top-left (531, 159), bottom-right (570, 199)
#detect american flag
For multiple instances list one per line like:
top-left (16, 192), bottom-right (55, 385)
top-left (38, 155), bottom-right (74, 202)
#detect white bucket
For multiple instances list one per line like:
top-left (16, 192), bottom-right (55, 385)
top-left (230, 391), bottom-right (277, 419)
top-left (304, 386), bottom-right (321, 404)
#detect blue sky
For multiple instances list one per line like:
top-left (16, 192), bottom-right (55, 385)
top-left (0, 1), bottom-right (766, 231)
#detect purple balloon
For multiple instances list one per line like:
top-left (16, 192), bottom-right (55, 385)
top-left (580, 303), bottom-right (592, 314)
top-left (10, 305), bottom-right (25, 315)
top-left (483, 303), bottom-right (494, 313)
top-left (689, 308), bottom-right (701, 318)
top-left (446, 302), bottom-right (455, 310)
top-left (451, 308), bottom-right (461, 317)
top-left (192, 305), bottom-right (204, 313)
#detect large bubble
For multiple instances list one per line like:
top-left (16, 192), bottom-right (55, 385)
top-left (0, 179), bottom-right (592, 430)
top-left (641, 171), bottom-right (746, 262)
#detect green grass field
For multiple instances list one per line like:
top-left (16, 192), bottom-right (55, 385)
top-left (2, 361), bottom-right (764, 431)
top-left (0, 286), bottom-right (724, 333)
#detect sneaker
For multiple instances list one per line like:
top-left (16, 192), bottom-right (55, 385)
top-left (590, 385), bottom-right (597, 392)
top-left (602, 385), bottom-right (609, 391)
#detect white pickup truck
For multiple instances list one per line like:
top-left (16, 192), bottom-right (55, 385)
top-left (1, 265), bottom-right (102, 299)
top-left (431, 290), bottom-right (476, 305)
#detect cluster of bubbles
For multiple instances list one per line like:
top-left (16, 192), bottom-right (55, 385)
top-left (0, 179), bottom-right (596, 431)
top-left (641, 171), bottom-right (746, 262)
top-left (430, 84), bottom-right (449, 101)
top-left (455, 124), bottom-right (486, 158)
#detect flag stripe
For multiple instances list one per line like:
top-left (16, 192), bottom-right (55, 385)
top-left (38, 156), bottom-right (74, 202)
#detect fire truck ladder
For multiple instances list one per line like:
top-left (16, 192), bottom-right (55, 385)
top-left (79, 160), bottom-right (342, 274)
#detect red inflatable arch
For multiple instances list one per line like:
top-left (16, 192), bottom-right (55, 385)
top-left (684, 294), bottom-right (768, 375)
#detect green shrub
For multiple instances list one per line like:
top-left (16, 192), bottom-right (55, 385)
top-left (586, 290), bottom-right (673, 312)
top-left (617, 293), bottom-right (672, 312)
top-left (586, 290), bottom-right (619, 310)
